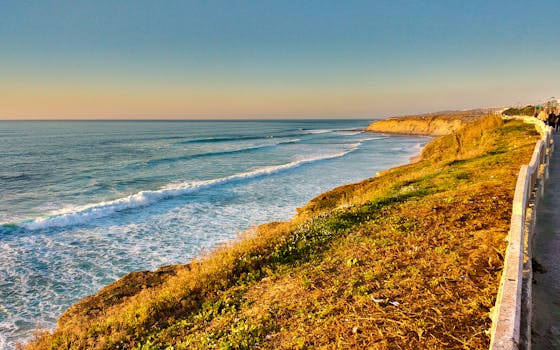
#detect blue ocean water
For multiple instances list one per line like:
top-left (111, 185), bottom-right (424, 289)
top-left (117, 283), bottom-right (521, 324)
top-left (0, 120), bottom-right (429, 348)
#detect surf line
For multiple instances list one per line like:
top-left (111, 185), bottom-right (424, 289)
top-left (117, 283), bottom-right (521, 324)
top-left (18, 145), bottom-right (360, 231)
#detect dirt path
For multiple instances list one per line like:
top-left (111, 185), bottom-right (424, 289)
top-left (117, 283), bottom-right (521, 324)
top-left (532, 133), bottom-right (560, 349)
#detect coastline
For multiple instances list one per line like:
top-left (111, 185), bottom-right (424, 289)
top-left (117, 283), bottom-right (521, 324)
top-left (3, 119), bottom-right (393, 349)
top-left (24, 113), bottom-right (539, 349)
top-left (46, 121), bottom-right (433, 323)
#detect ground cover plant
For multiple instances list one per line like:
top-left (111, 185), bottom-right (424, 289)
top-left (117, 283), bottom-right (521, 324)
top-left (502, 105), bottom-right (536, 117)
top-left (24, 115), bottom-right (540, 349)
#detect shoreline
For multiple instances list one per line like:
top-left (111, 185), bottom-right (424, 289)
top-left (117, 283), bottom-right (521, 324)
top-left (4, 119), bottom-right (413, 349)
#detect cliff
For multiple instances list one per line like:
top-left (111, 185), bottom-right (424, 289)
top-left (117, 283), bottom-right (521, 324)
top-left (366, 112), bottom-right (484, 136)
top-left (25, 115), bottom-right (540, 349)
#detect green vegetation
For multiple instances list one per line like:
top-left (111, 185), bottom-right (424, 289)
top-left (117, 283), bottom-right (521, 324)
top-left (502, 105), bottom-right (536, 116)
top-left (24, 115), bottom-right (540, 349)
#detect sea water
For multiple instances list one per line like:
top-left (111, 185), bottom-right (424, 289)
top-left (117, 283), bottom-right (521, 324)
top-left (0, 120), bottom-right (429, 348)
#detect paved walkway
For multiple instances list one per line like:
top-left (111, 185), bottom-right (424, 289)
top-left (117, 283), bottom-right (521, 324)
top-left (532, 133), bottom-right (560, 349)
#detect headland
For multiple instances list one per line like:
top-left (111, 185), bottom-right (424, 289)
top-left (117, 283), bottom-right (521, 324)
top-left (366, 110), bottom-right (492, 136)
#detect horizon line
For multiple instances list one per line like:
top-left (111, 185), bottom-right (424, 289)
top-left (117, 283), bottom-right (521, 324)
top-left (0, 117), bottom-right (380, 122)
top-left (0, 106), bottom-right (506, 121)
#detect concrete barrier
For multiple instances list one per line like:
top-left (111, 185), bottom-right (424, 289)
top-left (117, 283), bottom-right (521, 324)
top-left (489, 116), bottom-right (553, 350)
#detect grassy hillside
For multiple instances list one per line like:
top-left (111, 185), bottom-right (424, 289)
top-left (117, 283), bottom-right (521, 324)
top-left (502, 105), bottom-right (536, 116)
top-left (24, 115), bottom-right (540, 349)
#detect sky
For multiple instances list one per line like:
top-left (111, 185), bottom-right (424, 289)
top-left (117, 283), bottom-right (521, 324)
top-left (1, 0), bottom-right (559, 119)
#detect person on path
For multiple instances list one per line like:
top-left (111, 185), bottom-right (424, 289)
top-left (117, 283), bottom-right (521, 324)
top-left (548, 111), bottom-right (556, 128)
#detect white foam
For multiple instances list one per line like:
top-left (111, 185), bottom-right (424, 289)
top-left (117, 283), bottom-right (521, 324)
top-left (303, 129), bottom-right (333, 134)
top-left (334, 130), bottom-right (364, 136)
top-left (18, 145), bottom-right (359, 231)
top-left (0, 335), bottom-right (6, 350)
top-left (357, 136), bottom-right (388, 142)
top-left (246, 138), bottom-right (301, 150)
top-left (0, 319), bottom-right (17, 350)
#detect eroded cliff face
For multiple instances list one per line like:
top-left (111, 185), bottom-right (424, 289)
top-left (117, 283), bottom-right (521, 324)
top-left (366, 114), bottom-right (481, 136)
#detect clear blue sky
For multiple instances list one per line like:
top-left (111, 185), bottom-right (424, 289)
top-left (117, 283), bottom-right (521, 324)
top-left (1, 1), bottom-right (559, 119)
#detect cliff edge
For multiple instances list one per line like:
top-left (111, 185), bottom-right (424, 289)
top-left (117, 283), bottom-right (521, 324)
top-left (366, 111), bottom-right (485, 136)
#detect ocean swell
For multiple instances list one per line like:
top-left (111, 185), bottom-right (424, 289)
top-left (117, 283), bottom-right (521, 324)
top-left (144, 139), bottom-right (301, 167)
top-left (17, 145), bottom-right (359, 231)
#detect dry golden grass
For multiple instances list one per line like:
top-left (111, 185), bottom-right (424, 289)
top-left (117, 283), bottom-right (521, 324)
top-left (380, 108), bottom-right (490, 122)
top-left (421, 114), bottom-right (503, 162)
top-left (24, 115), bottom-right (539, 350)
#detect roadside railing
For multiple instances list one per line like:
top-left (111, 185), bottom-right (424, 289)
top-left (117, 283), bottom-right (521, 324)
top-left (489, 116), bottom-right (554, 350)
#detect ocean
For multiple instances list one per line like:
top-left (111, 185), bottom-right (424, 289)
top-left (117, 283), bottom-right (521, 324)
top-left (0, 120), bottom-right (429, 348)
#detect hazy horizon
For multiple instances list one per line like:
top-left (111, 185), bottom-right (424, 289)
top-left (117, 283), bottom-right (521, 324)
top-left (2, 1), bottom-right (559, 120)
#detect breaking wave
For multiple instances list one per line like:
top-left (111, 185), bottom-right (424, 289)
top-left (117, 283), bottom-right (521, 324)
top-left (17, 145), bottom-right (359, 231)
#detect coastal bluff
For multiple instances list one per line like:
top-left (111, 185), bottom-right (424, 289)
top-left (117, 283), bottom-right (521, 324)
top-left (366, 111), bottom-right (485, 136)
top-left (24, 114), bottom-right (540, 349)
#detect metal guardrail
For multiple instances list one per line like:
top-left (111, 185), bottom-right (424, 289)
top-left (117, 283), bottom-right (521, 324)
top-left (489, 116), bottom-right (554, 350)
